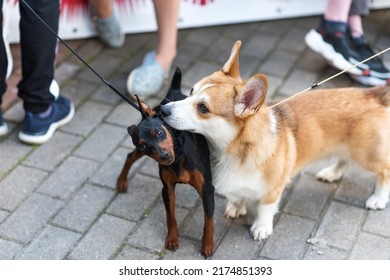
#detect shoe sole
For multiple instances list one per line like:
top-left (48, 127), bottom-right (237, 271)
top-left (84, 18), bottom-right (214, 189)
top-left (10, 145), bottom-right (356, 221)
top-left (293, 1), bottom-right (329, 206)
top-left (305, 29), bottom-right (364, 76)
top-left (349, 74), bottom-right (389, 86)
top-left (0, 123), bottom-right (8, 136)
top-left (18, 103), bottom-right (75, 145)
top-left (126, 68), bottom-right (138, 101)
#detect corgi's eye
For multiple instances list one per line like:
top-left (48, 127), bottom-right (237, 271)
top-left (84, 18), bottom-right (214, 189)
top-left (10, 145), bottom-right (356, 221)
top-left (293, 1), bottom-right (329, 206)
top-left (197, 102), bottom-right (209, 114)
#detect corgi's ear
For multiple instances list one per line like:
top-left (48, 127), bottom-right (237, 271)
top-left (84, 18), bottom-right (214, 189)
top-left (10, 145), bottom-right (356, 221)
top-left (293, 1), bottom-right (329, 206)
top-left (234, 74), bottom-right (268, 117)
top-left (136, 95), bottom-right (156, 118)
top-left (222, 40), bottom-right (241, 79)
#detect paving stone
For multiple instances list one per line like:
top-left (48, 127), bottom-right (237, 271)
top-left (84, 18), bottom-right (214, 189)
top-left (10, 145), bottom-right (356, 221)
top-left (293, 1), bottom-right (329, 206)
top-left (0, 239), bottom-right (24, 260)
top-left (335, 165), bottom-right (376, 209)
top-left (0, 193), bottom-right (63, 244)
top-left (314, 201), bottom-right (365, 250)
top-left (182, 61), bottom-right (219, 89)
top-left (183, 196), bottom-right (230, 243)
top-left (304, 245), bottom-right (348, 260)
top-left (106, 174), bottom-right (164, 221)
top-left (61, 100), bottom-right (112, 136)
top-left (74, 123), bottom-right (127, 162)
top-left (68, 214), bottom-right (135, 260)
top-left (3, 101), bottom-right (24, 122)
top-left (265, 74), bottom-right (283, 99)
top-left (55, 62), bottom-right (81, 85)
top-left (277, 27), bottom-right (308, 53)
top-left (138, 157), bottom-right (160, 178)
top-left (0, 166), bottom-right (48, 211)
top-left (0, 138), bottom-right (32, 179)
top-left (53, 184), bottom-right (115, 232)
top-left (61, 80), bottom-right (98, 108)
top-left (349, 232), bottom-right (390, 260)
top-left (91, 84), bottom-right (123, 105)
top-left (127, 202), bottom-right (189, 253)
top-left (259, 214), bottom-right (316, 260)
top-left (174, 184), bottom-right (201, 209)
top-left (105, 101), bottom-right (142, 128)
top-left (284, 173), bottom-right (335, 220)
top-left (259, 50), bottom-right (299, 78)
top-left (212, 223), bottom-right (261, 260)
top-left (18, 226), bottom-right (81, 260)
top-left (90, 147), bottom-right (145, 189)
top-left (175, 41), bottom-right (207, 70)
top-left (23, 132), bottom-right (83, 171)
top-left (242, 32), bottom-right (279, 59)
top-left (0, 210), bottom-right (8, 223)
top-left (163, 238), bottom-right (205, 260)
top-left (202, 36), bottom-right (246, 65)
top-left (115, 246), bottom-right (160, 260)
top-left (363, 206), bottom-right (390, 237)
top-left (277, 68), bottom-right (319, 98)
top-left (67, 38), bottom-right (104, 66)
top-left (37, 156), bottom-right (100, 200)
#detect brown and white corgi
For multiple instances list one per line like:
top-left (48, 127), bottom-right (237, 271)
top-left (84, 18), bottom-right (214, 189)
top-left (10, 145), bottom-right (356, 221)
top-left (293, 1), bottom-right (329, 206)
top-left (161, 40), bottom-right (390, 240)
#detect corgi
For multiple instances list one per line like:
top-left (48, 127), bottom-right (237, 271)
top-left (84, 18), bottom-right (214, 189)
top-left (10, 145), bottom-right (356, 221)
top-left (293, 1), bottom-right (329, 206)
top-left (160, 40), bottom-right (390, 240)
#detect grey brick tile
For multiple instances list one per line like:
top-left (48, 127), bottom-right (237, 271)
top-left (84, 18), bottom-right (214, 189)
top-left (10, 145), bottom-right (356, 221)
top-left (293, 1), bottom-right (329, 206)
top-left (138, 157), bottom-right (160, 178)
top-left (202, 36), bottom-right (245, 65)
top-left (259, 214), bottom-right (315, 260)
top-left (212, 223), bottom-right (261, 260)
top-left (3, 101), bottom-right (24, 122)
top-left (363, 206), bottom-right (390, 237)
top-left (74, 123), bottom-right (126, 162)
top-left (24, 132), bottom-right (83, 171)
top-left (105, 101), bottom-right (141, 128)
top-left (61, 80), bottom-right (98, 108)
top-left (0, 210), bottom-right (8, 223)
top-left (277, 27), bottom-right (308, 53)
top-left (182, 61), bottom-right (219, 89)
top-left (53, 184), bottom-right (115, 232)
top-left (0, 166), bottom-right (48, 211)
top-left (277, 69), bottom-right (319, 98)
top-left (106, 174), bottom-right (163, 221)
top-left (183, 196), bottom-right (230, 243)
top-left (68, 214), bottom-right (135, 260)
top-left (127, 202), bottom-right (189, 253)
top-left (304, 246), bottom-right (348, 260)
top-left (174, 41), bottom-right (206, 72)
top-left (0, 138), bottom-right (32, 179)
top-left (0, 193), bottom-right (63, 244)
top-left (349, 232), bottom-right (390, 260)
top-left (0, 239), bottom-right (24, 260)
top-left (37, 156), bottom-right (100, 200)
top-left (335, 166), bottom-right (376, 209)
top-left (67, 39), bottom-right (104, 66)
top-left (90, 147), bottom-right (145, 189)
top-left (174, 184), bottom-right (201, 209)
top-left (91, 84), bottom-right (123, 105)
top-left (55, 62), bottom-right (80, 85)
top-left (259, 50), bottom-right (299, 78)
top-left (283, 173), bottom-right (334, 220)
top-left (115, 246), bottom-right (159, 260)
top-left (163, 238), bottom-right (205, 260)
top-left (18, 226), bottom-right (81, 260)
top-left (242, 33), bottom-right (279, 59)
top-left (61, 100), bottom-right (112, 136)
top-left (258, 19), bottom-right (295, 35)
top-left (314, 201), bottom-right (365, 250)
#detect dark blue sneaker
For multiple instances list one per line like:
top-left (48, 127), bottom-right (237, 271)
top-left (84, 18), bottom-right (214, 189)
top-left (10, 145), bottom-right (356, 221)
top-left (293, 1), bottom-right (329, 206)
top-left (0, 111), bottom-right (8, 136)
top-left (18, 96), bottom-right (74, 144)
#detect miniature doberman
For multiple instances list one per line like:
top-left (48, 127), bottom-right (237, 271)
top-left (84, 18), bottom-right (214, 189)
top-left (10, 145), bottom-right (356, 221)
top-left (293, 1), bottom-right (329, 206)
top-left (116, 68), bottom-right (215, 258)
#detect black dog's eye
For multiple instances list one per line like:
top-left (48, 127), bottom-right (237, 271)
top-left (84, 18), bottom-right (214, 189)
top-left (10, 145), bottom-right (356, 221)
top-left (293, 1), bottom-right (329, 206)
top-left (156, 129), bottom-right (163, 137)
top-left (197, 102), bottom-right (209, 114)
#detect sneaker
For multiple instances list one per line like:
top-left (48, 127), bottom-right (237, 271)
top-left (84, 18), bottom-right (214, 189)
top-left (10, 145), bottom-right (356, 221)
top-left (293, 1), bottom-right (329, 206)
top-left (305, 29), bottom-right (369, 76)
top-left (349, 74), bottom-right (390, 86)
top-left (127, 51), bottom-right (169, 98)
top-left (18, 96), bottom-right (74, 145)
top-left (0, 111), bottom-right (8, 136)
top-left (93, 15), bottom-right (124, 48)
top-left (349, 36), bottom-right (390, 80)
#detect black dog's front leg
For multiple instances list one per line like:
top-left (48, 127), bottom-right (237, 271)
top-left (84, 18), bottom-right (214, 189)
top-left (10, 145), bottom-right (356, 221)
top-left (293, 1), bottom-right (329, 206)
top-left (161, 182), bottom-right (179, 251)
top-left (116, 149), bottom-right (143, 193)
top-left (201, 183), bottom-right (215, 258)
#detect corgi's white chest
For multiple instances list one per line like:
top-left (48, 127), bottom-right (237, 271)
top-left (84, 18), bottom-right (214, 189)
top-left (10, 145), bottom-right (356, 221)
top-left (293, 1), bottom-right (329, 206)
top-left (212, 153), bottom-right (267, 201)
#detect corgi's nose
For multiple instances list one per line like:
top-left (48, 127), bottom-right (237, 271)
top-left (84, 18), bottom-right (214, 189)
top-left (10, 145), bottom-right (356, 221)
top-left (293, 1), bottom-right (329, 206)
top-left (160, 105), bottom-right (171, 117)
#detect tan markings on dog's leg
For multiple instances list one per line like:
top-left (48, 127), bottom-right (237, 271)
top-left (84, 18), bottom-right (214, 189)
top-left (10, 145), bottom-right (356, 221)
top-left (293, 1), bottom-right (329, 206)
top-left (116, 150), bottom-right (144, 193)
top-left (366, 174), bottom-right (390, 210)
top-left (202, 215), bottom-right (214, 258)
top-left (224, 199), bottom-right (247, 218)
top-left (316, 159), bottom-right (348, 183)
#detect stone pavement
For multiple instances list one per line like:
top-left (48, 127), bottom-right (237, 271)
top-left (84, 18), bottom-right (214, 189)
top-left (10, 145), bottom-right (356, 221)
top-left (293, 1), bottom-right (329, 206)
top-left (1, 10), bottom-right (390, 260)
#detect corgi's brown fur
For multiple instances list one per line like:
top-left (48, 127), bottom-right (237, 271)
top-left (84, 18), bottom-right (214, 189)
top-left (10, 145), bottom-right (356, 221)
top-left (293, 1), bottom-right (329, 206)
top-left (161, 41), bottom-right (390, 240)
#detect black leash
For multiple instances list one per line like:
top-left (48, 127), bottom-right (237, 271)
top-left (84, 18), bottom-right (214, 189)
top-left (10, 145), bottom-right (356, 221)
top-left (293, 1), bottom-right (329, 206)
top-left (20, 0), bottom-right (140, 112)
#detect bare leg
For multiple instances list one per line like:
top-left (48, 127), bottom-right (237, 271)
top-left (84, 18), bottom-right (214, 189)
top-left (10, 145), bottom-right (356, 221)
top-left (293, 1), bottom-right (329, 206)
top-left (324, 0), bottom-right (352, 22)
top-left (90, 0), bottom-right (112, 18)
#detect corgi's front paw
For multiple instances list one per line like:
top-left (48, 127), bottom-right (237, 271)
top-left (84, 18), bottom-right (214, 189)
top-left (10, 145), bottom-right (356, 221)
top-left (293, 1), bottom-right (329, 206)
top-left (250, 222), bottom-right (273, 240)
top-left (366, 194), bottom-right (389, 210)
top-left (224, 201), bottom-right (247, 219)
top-left (316, 165), bottom-right (343, 183)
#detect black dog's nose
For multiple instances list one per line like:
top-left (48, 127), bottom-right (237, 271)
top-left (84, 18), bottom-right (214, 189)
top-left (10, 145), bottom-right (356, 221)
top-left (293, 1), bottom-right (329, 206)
top-left (160, 105), bottom-right (171, 117)
top-left (160, 149), bottom-right (170, 160)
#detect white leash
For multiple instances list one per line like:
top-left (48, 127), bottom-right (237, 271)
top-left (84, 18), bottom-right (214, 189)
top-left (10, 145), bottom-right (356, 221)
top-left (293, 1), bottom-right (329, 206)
top-left (269, 46), bottom-right (390, 109)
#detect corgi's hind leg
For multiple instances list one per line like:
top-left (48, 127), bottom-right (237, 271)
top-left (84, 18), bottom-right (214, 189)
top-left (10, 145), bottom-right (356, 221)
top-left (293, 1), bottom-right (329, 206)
top-left (316, 159), bottom-right (348, 183)
top-left (366, 174), bottom-right (390, 210)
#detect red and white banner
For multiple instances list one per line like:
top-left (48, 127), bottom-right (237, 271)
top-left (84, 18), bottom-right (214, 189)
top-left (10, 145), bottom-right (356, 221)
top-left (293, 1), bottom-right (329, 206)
top-left (3, 0), bottom-right (390, 43)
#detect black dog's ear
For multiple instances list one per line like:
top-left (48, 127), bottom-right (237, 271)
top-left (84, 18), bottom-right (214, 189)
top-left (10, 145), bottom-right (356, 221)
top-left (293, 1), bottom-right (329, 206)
top-left (163, 67), bottom-right (186, 104)
top-left (170, 67), bottom-right (182, 93)
top-left (136, 95), bottom-right (156, 118)
top-left (127, 125), bottom-right (137, 136)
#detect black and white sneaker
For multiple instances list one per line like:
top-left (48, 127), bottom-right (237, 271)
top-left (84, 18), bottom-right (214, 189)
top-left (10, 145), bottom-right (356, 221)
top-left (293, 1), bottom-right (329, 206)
top-left (305, 29), bottom-right (370, 76)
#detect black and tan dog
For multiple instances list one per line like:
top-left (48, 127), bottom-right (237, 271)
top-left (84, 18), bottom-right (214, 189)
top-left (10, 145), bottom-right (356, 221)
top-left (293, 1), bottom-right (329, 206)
top-left (116, 68), bottom-right (215, 258)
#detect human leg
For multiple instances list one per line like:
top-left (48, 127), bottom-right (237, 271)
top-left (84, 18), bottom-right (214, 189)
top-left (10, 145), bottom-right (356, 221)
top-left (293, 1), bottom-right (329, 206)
top-left (0, 1), bottom-right (9, 136)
